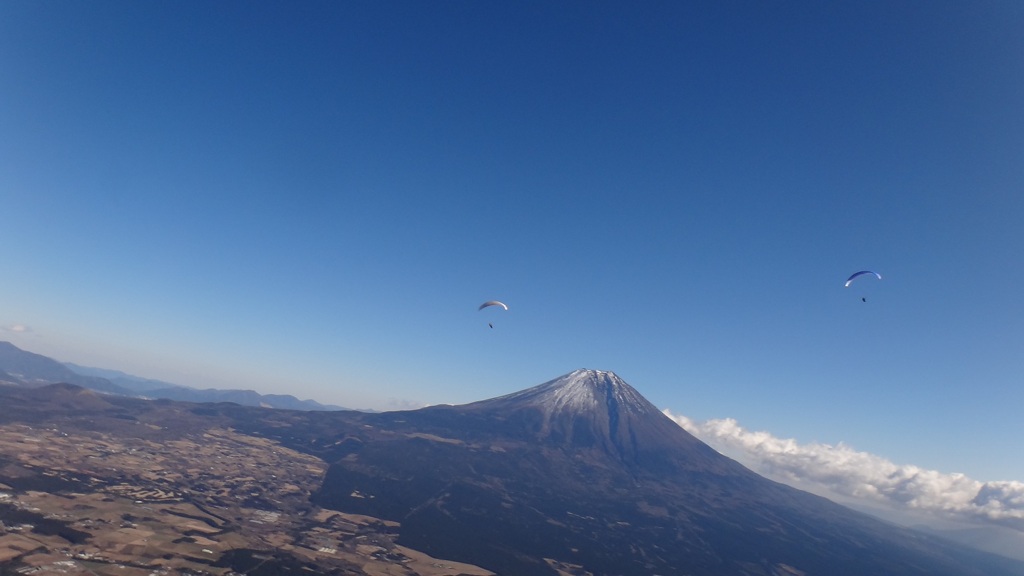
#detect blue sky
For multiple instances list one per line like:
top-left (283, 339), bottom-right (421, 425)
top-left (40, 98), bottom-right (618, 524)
top-left (2, 0), bottom-right (1022, 494)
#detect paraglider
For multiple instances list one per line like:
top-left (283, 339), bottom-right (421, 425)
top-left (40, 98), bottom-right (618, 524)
top-left (479, 300), bottom-right (508, 328)
top-left (845, 271), bottom-right (881, 302)
top-left (844, 270), bottom-right (882, 287)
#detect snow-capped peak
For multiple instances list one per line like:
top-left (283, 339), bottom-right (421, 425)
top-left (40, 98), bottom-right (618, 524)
top-left (481, 368), bottom-right (658, 419)
top-left (458, 369), bottom-right (710, 466)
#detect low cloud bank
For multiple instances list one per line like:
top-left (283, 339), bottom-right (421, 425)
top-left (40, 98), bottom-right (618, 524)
top-left (664, 410), bottom-right (1024, 530)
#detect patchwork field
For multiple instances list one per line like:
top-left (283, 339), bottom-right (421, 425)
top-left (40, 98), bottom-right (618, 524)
top-left (0, 420), bottom-right (492, 576)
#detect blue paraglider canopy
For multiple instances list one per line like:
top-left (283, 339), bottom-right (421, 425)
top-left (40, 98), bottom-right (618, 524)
top-left (844, 270), bottom-right (882, 288)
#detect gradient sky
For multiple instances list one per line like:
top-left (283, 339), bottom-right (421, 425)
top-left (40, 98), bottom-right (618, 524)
top-left (2, 2), bottom-right (1022, 485)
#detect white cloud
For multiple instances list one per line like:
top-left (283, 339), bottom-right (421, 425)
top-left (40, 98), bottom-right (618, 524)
top-left (663, 410), bottom-right (1024, 530)
top-left (2, 324), bottom-right (32, 333)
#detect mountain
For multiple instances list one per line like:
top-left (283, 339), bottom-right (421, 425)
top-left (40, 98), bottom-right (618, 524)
top-left (1, 341), bottom-right (348, 410)
top-left (0, 341), bottom-right (135, 395)
top-left (292, 369), bottom-right (1024, 576)
top-left (1, 369), bottom-right (1022, 575)
top-left (0, 368), bottom-right (19, 386)
top-left (63, 362), bottom-right (182, 393)
top-left (146, 385), bottom-right (346, 410)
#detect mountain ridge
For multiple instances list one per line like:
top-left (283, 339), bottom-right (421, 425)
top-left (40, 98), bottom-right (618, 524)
top-left (0, 341), bottom-right (349, 411)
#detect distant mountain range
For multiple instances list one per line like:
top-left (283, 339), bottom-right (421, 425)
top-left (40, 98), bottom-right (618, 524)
top-left (62, 362), bottom-right (185, 393)
top-left (0, 341), bottom-right (349, 411)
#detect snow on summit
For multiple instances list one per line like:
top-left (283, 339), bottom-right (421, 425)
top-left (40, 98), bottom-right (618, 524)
top-left (478, 369), bottom-right (658, 419)
top-left (460, 369), bottom-right (717, 468)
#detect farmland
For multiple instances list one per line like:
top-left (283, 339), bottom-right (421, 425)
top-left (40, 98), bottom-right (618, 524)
top-left (0, 411), bottom-right (491, 576)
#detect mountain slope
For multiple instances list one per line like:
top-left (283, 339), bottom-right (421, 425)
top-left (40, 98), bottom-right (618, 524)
top-left (144, 385), bottom-right (347, 410)
top-left (0, 341), bottom-right (134, 395)
top-left (306, 369), bottom-right (1024, 576)
top-left (1, 342), bottom-right (348, 410)
top-left (63, 362), bottom-right (183, 393)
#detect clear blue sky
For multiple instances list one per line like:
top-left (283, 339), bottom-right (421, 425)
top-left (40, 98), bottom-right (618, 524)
top-left (2, 1), bottom-right (1022, 483)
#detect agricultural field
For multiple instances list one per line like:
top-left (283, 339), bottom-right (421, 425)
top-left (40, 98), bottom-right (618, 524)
top-left (0, 414), bottom-right (491, 576)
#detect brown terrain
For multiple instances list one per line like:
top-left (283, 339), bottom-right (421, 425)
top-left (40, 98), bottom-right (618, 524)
top-left (0, 385), bottom-right (493, 576)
